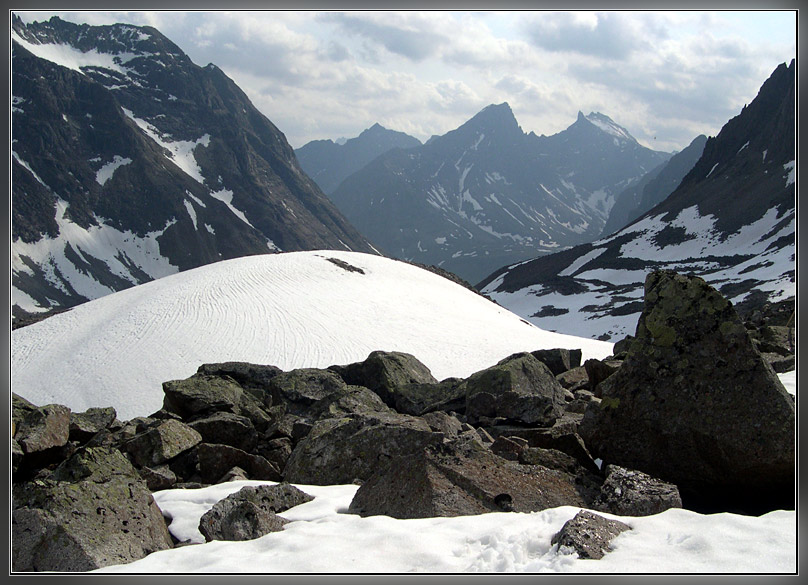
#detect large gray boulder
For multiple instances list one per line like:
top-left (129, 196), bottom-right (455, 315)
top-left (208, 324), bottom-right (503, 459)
top-left (592, 464), bottom-right (682, 517)
top-left (15, 403), bottom-right (71, 455)
top-left (12, 447), bottom-right (173, 572)
top-left (188, 412), bottom-right (258, 453)
top-left (579, 271), bottom-right (796, 512)
top-left (461, 353), bottom-right (567, 427)
top-left (268, 368), bottom-right (347, 414)
top-left (198, 483), bottom-right (313, 542)
top-left (195, 443), bottom-right (282, 484)
top-left (551, 510), bottom-right (631, 560)
top-left (530, 348), bottom-right (582, 376)
top-left (328, 351), bottom-right (439, 409)
top-left (348, 435), bottom-right (597, 519)
top-left (284, 412), bottom-right (442, 485)
top-left (124, 419), bottom-right (203, 468)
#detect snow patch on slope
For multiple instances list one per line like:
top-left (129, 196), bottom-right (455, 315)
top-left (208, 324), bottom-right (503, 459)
top-left (11, 251), bottom-right (613, 419)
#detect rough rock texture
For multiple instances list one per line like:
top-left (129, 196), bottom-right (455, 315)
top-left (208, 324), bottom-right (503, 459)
top-left (551, 510), bottom-right (631, 560)
top-left (348, 435), bottom-right (596, 518)
top-left (583, 358), bottom-right (621, 397)
top-left (461, 353), bottom-right (567, 426)
top-left (198, 483), bottom-right (313, 542)
top-left (15, 403), bottom-right (71, 455)
top-left (124, 419), bottom-right (203, 467)
top-left (69, 407), bottom-right (118, 443)
top-left (12, 447), bottom-right (173, 572)
top-left (530, 348), bottom-right (582, 376)
top-left (579, 270), bottom-right (796, 513)
top-left (308, 384), bottom-right (391, 420)
top-left (162, 375), bottom-right (245, 418)
top-left (284, 412), bottom-right (441, 485)
top-left (592, 465), bottom-right (682, 517)
top-left (268, 368), bottom-right (347, 413)
top-left (195, 443), bottom-right (282, 484)
top-left (328, 351), bottom-right (439, 409)
top-left (188, 412), bottom-right (258, 452)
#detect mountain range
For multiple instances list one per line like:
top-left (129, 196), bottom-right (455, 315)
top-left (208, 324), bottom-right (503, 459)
top-left (295, 123), bottom-right (422, 195)
top-left (480, 60), bottom-right (795, 341)
top-left (324, 103), bottom-right (671, 283)
top-left (11, 15), bottom-right (376, 322)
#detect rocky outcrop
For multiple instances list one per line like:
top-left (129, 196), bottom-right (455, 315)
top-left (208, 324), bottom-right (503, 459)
top-left (551, 511), bottom-right (631, 560)
top-left (579, 271), bottom-right (795, 513)
top-left (12, 446), bottom-right (173, 572)
top-left (198, 483), bottom-right (313, 542)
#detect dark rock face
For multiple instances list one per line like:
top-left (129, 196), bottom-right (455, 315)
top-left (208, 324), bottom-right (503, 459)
top-left (69, 407), bottom-right (118, 443)
top-left (462, 353), bottom-right (567, 426)
top-left (11, 16), bottom-right (376, 322)
top-left (284, 412), bottom-right (441, 485)
top-left (195, 443), bottom-right (282, 484)
top-left (551, 510), bottom-right (631, 560)
top-left (531, 348), bottom-right (582, 376)
top-left (592, 465), bottom-right (682, 517)
top-left (348, 435), bottom-right (595, 519)
top-left (12, 447), bottom-right (173, 572)
top-left (198, 483), bottom-right (313, 542)
top-left (124, 419), bottom-right (202, 467)
top-left (579, 270), bottom-right (795, 513)
top-left (188, 412), bottom-right (259, 452)
top-left (15, 403), bottom-right (71, 455)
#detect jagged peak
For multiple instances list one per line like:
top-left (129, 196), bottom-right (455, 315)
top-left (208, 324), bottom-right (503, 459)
top-left (575, 111), bottom-right (637, 143)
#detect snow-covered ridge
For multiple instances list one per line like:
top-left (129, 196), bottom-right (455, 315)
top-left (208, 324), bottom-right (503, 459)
top-left (11, 251), bottom-right (613, 420)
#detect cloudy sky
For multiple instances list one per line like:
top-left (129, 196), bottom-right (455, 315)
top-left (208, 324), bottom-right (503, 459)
top-left (16, 9), bottom-right (796, 153)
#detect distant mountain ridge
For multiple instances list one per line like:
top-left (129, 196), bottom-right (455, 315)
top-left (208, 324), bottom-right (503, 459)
top-left (326, 103), bottom-right (671, 283)
top-left (480, 60), bottom-right (795, 341)
top-left (295, 123), bottom-right (422, 194)
top-left (11, 15), bottom-right (377, 320)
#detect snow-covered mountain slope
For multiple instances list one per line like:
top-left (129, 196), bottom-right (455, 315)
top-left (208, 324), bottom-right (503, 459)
top-left (11, 15), bottom-right (376, 321)
top-left (11, 251), bottom-right (613, 420)
top-left (328, 103), bottom-right (670, 284)
top-left (480, 61), bottom-right (795, 341)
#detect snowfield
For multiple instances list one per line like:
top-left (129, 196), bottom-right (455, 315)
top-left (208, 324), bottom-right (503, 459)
top-left (93, 479), bottom-right (796, 574)
top-left (11, 250), bottom-right (613, 420)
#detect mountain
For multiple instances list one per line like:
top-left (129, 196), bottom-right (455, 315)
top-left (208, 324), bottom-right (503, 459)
top-left (11, 250), bottom-right (613, 420)
top-left (295, 123), bottom-right (422, 194)
top-left (327, 103), bottom-right (671, 283)
top-left (10, 15), bottom-right (377, 321)
top-left (601, 134), bottom-right (708, 237)
top-left (479, 61), bottom-right (795, 341)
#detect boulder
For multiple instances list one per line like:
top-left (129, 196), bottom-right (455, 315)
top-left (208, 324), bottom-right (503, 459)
top-left (551, 510), bottom-right (631, 560)
top-left (195, 443), bottom-right (282, 484)
top-left (579, 271), bottom-right (796, 513)
top-left (307, 384), bottom-right (391, 420)
top-left (348, 435), bottom-right (596, 519)
top-left (592, 464), bottom-right (682, 517)
top-left (461, 353), bottom-right (567, 427)
top-left (162, 375), bottom-right (244, 418)
top-left (328, 351), bottom-right (439, 409)
top-left (268, 368), bottom-right (347, 413)
top-left (198, 483), bottom-right (313, 542)
top-left (284, 412), bottom-right (441, 485)
top-left (188, 412), bottom-right (258, 452)
top-left (395, 378), bottom-right (467, 416)
top-left (555, 366), bottom-right (590, 391)
top-left (196, 362), bottom-right (282, 401)
top-left (583, 358), bottom-right (621, 397)
top-left (138, 465), bottom-right (178, 491)
top-left (12, 447), bottom-right (173, 572)
top-left (69, 407), bottom-right (118, 443)
top-left (124, 419), bottom-right (203, 468)
top-left (530, 348), bottom-right (582, 376)
top-left (15, 403), bottom-right (71, 455)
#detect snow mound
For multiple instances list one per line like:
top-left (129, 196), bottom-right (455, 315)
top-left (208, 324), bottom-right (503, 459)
top-left (12, 251), bottom-right (613, 420)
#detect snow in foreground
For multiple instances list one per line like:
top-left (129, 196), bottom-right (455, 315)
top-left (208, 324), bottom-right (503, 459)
top-left (95, 479), bottom-right (796, 574)
top-left (11, 251), bottom-right (613, 420)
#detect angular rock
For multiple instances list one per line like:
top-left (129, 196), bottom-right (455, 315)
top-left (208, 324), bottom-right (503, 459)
top-left (138, 465), bottom-right (178, 491)
top-left (551, 510), bottom-right (631, 560)
top-left (328, 351), bottom-right (438, 409)
top-left (218, 466), bottom-right (250, 483)
top-left (254, 437), bottom-right (294, 474)
top-left (349, 435), bottom-right (595, 519)
top-left (484, 423), bottom-right (600, 474)
top-left (395, 378), bottom-right (466, 416)
top-left (420, 411), bottom-right (464, 438)
top-left (555, 366), bottom-right (590, 391)
top-left (162, 375), bottom-right (245, 418)
top-left (268, 368), bottom-right (347, 413)
top-left (12, 447), bottom-right (173, 572)
top-left (15, 404), bottom-right (71, 455)
top-left (196, 362), bottom-right (282, 400)
top-left (69, 407), bottom-right (118, 443)
top-left (461, 353), bottom-right (567, 427)
top-left (530, 348), bottom-right (582, 376)
top-left (308, 384), bottom-right (391, 420)
top-left (284, 412), bottom-right (441, 485)
top-left (198, 483), bottom-right (312, 542)
top-left (579, 271), bottom-right (796, 513)
top-left (592, 464), bottom-right (682, 517)
top-left (124, 419), bottom-right (202, 468)
top-left (188, 412), bottom-right (258, 452)
top-left (583, 358), bottom-right (620, 397)
top-left (196, 443), bottom-right (281, 484)
top-left (11, 393), bottom-right (38, 432)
